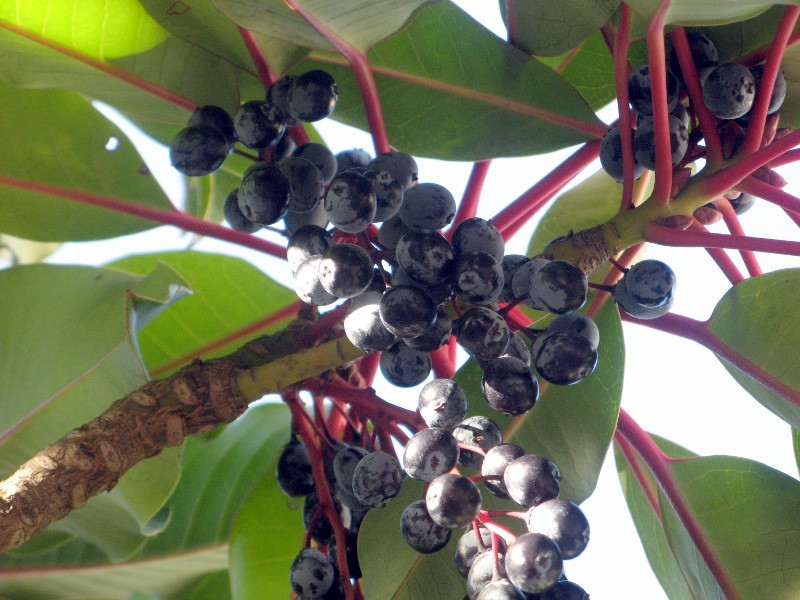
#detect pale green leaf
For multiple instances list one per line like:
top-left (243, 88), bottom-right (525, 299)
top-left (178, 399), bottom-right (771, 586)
top-left (626, 0), bottom-right (786, 25)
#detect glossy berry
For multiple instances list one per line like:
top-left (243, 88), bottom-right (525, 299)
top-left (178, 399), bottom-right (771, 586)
top-left (529, 260), bottom-right (587, 315)
top-left (332, 445), bottom-right (369, 495)
top-left (188, 105), bottom-right (236, 146)
top-left (294, 255), bottom-right (338, 306)
top-left (368, 151), bottom-right (418, 190)
top-left (702, 63), bottom-right (755, 119)
top-left (351, 451), bottom-right (403, 508)
top-left (344, 291), bottom-right (397, 352)
top-left (223, 188), bottom-right (260, 233)
top-left (379, 285), bottom-right (438, 338)
top-left (511, 259), bottom-right (550, 309)
top-left (378, 214), bottom-right (413, 249)
top-left (379, 341), bottom-right (432, 387)
top-left (599, 127), bottom-right (645, 182)
top-left (453, 251), bottom-right (504, 305)
top-left (526, 498), bottom-right (590, 559)
top-left (727, 192), bottom-right (756, 214)
top-left (405, 308), bottom-right (452, 352)
top-left (456, 307), bottom-right (510, 362)
top-left (284, 202), bottom-right (328, 233)
top-left (400, 500), bottom-right (452, 554)
top-left (425, 473), bottom-right (482, 528)
top-left (396, 230), bottom-right (454, 285)
top-left (500, 255), bottom-right (531, 302)
top-left (403, 427), bottom-right (459, 481)
top-left (505, 533), bottom-right (563, 594)
top-left (399, 183), bottom-right (456, 232)
top-left (503, 454), bottom-right (561, 508)
top-left (633, 115), bottom-right (689, 170)
top-left (467, 551), bottom-right (507, 599)
top-left (533, 580), bottom-right (590, 599)
top-left (366, 170), bottom-right (404, 222)
top-left (501, 332), bottom-right (532, 366)
top-left (290, 548), bottom-right (335, 600)
top-left (324, 170), bottom-right (376, 233)
top-left (169, 125), bottom-right (229, 176)
top-left (277, 156), bottom-right (325, 213)
top-left (233, 100), bottom-right (285, 150)
top-left (287, 69), bottom-right (338, 122)
top-left (669, 31), bottom-right (719, 85)
top-left (532, 331), bottom-right (598, 386)
top-left (287, 225), bottom-right (334, 273)
top-left (276, 438), bottom-right (314, 497)
top-left (624, 259), bottom-right (676, 306)
top-left (482, 356), bottom-right (539, 415)
top-left (452, 217), bottom-right (505, 262)
top-left (476, 579), bottom-right (525, 600)
top-left (335, 148), bottom-right (372, 175)
top-left (294, 143), bottom-right (338, 183)
top-left (392, 266), bottom-right (454, 308)
top-left (326, 530), bottom-right (362, 580)
top-left (317, 243), bottom-right (373, 298)
top-left (628, 65), bottom-right (679, 116)
top-left (748, 63), bottom-right (787, 115)
top-left (545, 313), bottom-right (599, 350)
top-left (481, 443), bottom-right (527, 499)
top-left (453, 416), bottom-right (503, 470)
top-left (237, 164), bottom-right (291, 225)
top-left (613, 278), bottom-right (674, 319)
top-left (454, 526), bottom-right (505, 578)
top-left (266, 75), bottom-right (299, 126)
top-left (303, 491), bottom-right (349, 544)
top-left (418, 379), bottom-right (469, 429)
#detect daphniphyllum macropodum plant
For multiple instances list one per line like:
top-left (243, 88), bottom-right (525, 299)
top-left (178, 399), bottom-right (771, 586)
top-left (1, 1), bottom-right (800, 598)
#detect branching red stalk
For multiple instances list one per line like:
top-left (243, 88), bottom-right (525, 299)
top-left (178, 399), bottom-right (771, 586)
top-left (613, 5), bottom-right (637, 212)
top-left (238, 26), bottom-right (277, 87)
top-left (475, 514), bottom-right (517, 544)
top-left (738, 176), bottom-right (800, 214)
top-left (645, 221), bottom-right (800, 257)
top-left (741, 7), bottom-right (800, 155)
top-left (622, 312), bottom-right (800, 409)
top-left (716, 200), bottom-right (763, 277)
top-left (430, 345), bottom-right (456, 379)
top-left (613, 433), bottom-right (661, 515)
top-left (283, 1), bottom-right (390, 154)
top-left (671, 28), bottom-right (723, 165)
top-left (357, 353), bottom-right (380, 387)
top-left (0, 175), bottom-right (288, 259)
top-left (645, 0), bottom-right (674, 205)
top-left (150, 301), bottom-right (302, 377)
top-left (0, 19), bottom-right (197, 112)
top-left (447, 161), bottom-right (492, 238)
top-left (769, 148), bottom-right (800, 168)
top-left (615, 409), bottom-right (742, 600)
top-left (493, 141), bottom-right (601, 237)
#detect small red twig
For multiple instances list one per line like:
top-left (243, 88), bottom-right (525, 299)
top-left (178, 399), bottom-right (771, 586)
top-left (613, 432), bottom-right (661, 515)
top-left (737, 177), bottom-right (800, 215)
top-left (0, 175), bottom-right (288, 259)
top-left (615, 409), bottom-right (742, 600)
top-left (447, 161), bottom-right (492, 238)
top-left (645, 221), bottom-right (800, 257)
top-left (645, 0), bottom-right (674, 205)
top-left (715, 200), bottom-right (763, 277)
top-left (238, 26), bottom-right (277, 87)
top-left (612, 5), bottom-right (637, 212)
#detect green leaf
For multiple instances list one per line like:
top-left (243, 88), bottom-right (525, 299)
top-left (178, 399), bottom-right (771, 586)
top-left (358, 478), bottom-right (468, 600)
top-left (110, 251), bottom-right (295, 375)
top-left (228, 472), bottom-right (306, 599)
top-left (212, 0), bottom-right (434, 53)
top-left (0, 3), bottom-right (240, 123)
top-left (183, 152), bottom-right (253, 224)
top-left (501, 0), bottom-right (621, 57)
top-left (615, 436), bottom-right (697, 599)
top-left (172, 571), bottom-right (231, 600)
top-left (0, 84), bottom-right (174, 242)
top-left (794, 428), bottom-right (800, 477)
top-left (707, 269), bottom-right (800, 429)
top-left (0, 263), bottom-right (189, 559)
top-left (454, 298), bottom-right (624, 503)
top-left (662, 455), bottom-right (800, 599)
top-left (625, 0), bottom-right (783, 25)
top-left (535, 31), bottom-right (617, 111)
top-left (778, 43), bottom-right (800, 129)
top-left (296, 1), bottom-right (603, 160)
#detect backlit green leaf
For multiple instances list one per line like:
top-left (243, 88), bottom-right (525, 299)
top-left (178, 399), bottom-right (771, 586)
top-left (626, 0), bottom-right (783, 25)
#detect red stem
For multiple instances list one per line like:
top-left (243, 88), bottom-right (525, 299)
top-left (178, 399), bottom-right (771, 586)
top-left (769, 148), bottom-right (800, 168)
top-left (430, 345), bottom-right (456, 379)
top-left (357, 353), bottom-right (380, 387)
top-left (0, 175), bottom-right (288, 259)
top-left (493, 141), bottom-right (601, 237)
top-left (613, 5), bottom-right (637, 212)
top-left (447, 161), bottom-right (492, 238)
top-left (716, 200), bottom-right (763, 277)
top-left (737, 177), bottom-right (800, 215)
top-left (0, 19), bottom-right (197, 112)
top-left (504, 0), bottom-right (519, 47)
top-left (475, 514), bottom-right (517, 544)
top-left (150, 300), bottom-right (302, 377)
top-left (645, 0), bottom-right (674, 205)
top-left (238, 26), bottom-right (277, 87)
top-left (701, 128), bottom-right (800, 199)
top-left (645, 221), bottom-right (800, 257)
top-left (741, 7), bottom-right (800, 155)
top-left (613, 432), bottom-right (661, 515)
top-left (623, 312), bottom-right (800, 409)
top-left (615, 409), bottom-right (742, 600)
top-left (684, 221), bottom-right (745, 286)
top-left (284, 1), bottom-right (390, 155)
top-left (671, 28), bottom-right (723, 165)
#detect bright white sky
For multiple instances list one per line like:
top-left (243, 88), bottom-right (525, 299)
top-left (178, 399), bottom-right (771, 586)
top-left (40, 2), bottom-right (800, 598)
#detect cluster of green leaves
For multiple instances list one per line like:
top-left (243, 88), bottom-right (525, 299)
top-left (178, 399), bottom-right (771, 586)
top-left (1, 1), bottom-right (800, 599)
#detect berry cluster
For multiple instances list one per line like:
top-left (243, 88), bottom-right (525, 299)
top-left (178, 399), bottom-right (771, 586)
top-left (172, 68), bottom-right (602, 599)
